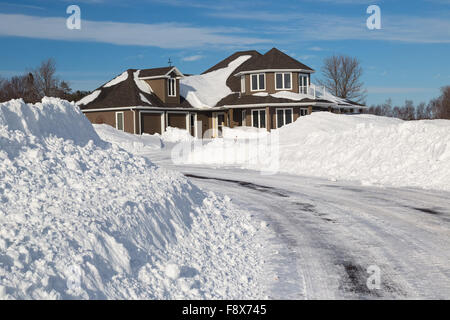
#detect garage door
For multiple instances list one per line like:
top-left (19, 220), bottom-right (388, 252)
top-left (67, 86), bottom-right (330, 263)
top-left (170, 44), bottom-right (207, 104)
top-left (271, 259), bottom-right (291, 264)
top-left (167, 113), bottom-right (187, 129)
top-left (141, 113), bottom-right (162, 134)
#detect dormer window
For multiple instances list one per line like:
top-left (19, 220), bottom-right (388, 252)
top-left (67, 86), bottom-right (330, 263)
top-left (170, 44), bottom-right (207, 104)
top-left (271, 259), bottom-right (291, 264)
top-left (251, 73), bottom-right (265, 91)
top-left (275, 72), bottom-right (292, 90)
top-left (168, 78), bottom-right (176, 97)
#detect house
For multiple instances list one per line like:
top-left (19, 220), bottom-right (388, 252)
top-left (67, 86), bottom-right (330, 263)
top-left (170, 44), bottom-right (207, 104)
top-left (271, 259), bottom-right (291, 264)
top-left (78, 48), bottom-right (365, 138)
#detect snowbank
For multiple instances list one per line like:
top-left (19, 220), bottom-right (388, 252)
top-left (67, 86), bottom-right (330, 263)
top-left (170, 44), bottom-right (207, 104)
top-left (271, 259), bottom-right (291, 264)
top-left (0, 98), bottom-right (268, 299)
top-left (180, 55), bottom-right (251, 108)
top-left (94, 123), bottom-right (162, 154)
top-left (222, 126), bottom-right (268, 140)
top-left (184, 112), bottom-right (450, 191)
top-left (160, 126), bottom-right (195, 143)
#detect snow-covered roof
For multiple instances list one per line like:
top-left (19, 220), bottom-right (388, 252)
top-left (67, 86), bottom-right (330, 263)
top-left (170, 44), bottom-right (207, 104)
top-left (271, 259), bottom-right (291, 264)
top-left (180, 55), bottom-right (253, 109)
top-left (77, 68), bottom-right (191, 110)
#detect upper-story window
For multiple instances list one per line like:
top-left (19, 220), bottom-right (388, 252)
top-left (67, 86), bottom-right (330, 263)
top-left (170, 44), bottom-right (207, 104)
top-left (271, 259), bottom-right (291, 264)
top-left (241, 76), bottom-right (245, 93)
top-left (275, 73), bottom-right (292, 90)
top-left (299, 73), bottom-right (309, 94)
top-left (251, 73), bottom-right (265, 91)
top-left (168, 78), bottom-right (176, 97)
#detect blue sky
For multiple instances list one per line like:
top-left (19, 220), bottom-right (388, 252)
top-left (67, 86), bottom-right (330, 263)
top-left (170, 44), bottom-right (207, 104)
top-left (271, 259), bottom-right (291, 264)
top-left (0, 0), bottom-right (449, 106)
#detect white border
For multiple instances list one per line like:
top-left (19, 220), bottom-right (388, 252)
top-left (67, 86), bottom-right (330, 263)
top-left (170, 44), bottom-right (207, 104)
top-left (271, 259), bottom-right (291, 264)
top-left (275, 72), bottom-right (293, 90)
top-left (275, 108), bottom-right (294, 128)
top-left (138, 66), bottom-right (184, 80)
top-left (213, 111), bottom-right (226, 138)
top-left (139, 110), bottom-right (165, 134)
top-left (250, 109), bottom-right (267, 129)
top-left (167, 78), bottom-right (176, 97)
top-left (241, 75), bottom-right (246, 93)
top-left (250, 73), bottom-right (266, 92)
top-left (115, 111), bottom-right (124, 131)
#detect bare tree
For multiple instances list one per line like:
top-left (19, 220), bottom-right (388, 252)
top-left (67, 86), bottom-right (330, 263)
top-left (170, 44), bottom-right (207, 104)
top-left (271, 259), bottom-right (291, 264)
top-left (429, 86), bottom-right (450, 119)
top-left (416, 102), bottom-right (427, 120)
top-left (0, 59), bottom-right (77, 103)
top-left (402, 100), bottom-right (416, 120)
top-left (318, 55), bottom-right (366, 104)
top-left (32, 58), bottom-right (60, 98)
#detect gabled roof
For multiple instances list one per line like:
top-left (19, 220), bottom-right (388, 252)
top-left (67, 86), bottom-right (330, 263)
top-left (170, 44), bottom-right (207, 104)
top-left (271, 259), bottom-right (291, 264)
top-left (77, 68), bottom-right (192, 110)
top-left (235, 48), bottom-right (314, 75)
top-left (138, 66), bottom-right (184, 79)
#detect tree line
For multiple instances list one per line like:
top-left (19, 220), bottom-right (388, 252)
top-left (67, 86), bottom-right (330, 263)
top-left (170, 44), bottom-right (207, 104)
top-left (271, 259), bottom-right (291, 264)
top-left (366, 86), bottom-right (450, 120)
top-left (0, 58), bottom-right (90, 103)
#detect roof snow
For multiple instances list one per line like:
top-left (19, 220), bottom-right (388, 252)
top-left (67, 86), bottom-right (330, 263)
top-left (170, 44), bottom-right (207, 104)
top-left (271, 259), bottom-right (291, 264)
top-left (140, 93), bottom-right (152, 105)
top-left (103, 71), bottom-right (129, 88)
top-left (76, 89), bottom-right (101, 106)
top-left (134, 70), bottom-right (153, 95)
top-left (180, 55), bottom-right (252, 109)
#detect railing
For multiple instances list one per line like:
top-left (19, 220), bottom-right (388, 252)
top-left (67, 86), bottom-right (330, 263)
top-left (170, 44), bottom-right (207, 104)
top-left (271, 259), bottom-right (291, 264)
top-left (299, 84), bottom-right (323, 99)
top-left (300, 84), bottom-right (341, 102)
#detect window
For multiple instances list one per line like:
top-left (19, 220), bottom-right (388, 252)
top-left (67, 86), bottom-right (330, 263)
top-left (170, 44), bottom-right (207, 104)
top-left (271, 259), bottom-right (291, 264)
top-left (251, 73), bottom-right (265, 91)
top-left (300, 108), bottom-right (309, 116)
top-left (241, 76), bottom-right (245, 93)
top-left (251, 109), bottom-right (266, 128)
top-left (275, 73), bottom-right (292, 90)
top-left (276, 108), bottom-right (293, 128)
top-left (168, 78), bottom-right (176, 97)
top-left (116, 112), bottom-right (124, 131)
top-left (299, 74), bottom-right (309, 94)
top-left (241, 110), bottom-right (246, 126)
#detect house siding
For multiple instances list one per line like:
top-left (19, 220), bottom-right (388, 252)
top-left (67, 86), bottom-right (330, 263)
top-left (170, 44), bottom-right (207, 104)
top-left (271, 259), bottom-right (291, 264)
top-left (243, 72), bottom-right (305, 95)
top-left (84, 110), bottom-right (135, 134)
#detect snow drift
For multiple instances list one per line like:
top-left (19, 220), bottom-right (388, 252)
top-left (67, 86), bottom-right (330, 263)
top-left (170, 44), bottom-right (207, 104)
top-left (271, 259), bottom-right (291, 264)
top-left (94, 123), bottom-right (162, 154)
top-left (184, 112), bottom-right (450, 191)
top-left (180, 55), bottom-right (251, 108)
top-left (0, 98), bottom-right (268, 299)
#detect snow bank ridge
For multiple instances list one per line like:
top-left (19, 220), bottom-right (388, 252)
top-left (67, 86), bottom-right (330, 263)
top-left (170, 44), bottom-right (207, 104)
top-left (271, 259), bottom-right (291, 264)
top-left (0, 97), bottom-right (104, 147)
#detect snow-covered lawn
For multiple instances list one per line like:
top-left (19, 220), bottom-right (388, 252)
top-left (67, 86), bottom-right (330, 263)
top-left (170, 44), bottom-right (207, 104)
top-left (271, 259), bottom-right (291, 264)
top-left (0, 98), bottom-right (272, 299)
top-left (183, 112), bottom-right (450, 192)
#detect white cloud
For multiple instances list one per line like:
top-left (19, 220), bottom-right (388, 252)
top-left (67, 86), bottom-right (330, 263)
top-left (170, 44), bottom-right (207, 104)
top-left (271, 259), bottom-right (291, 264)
top-left (182, 55), bottom-right (204, 62)
top-left (308, 46), bottom-right (325, 51)
top-left (0, 13), bottom-right (269, 49)
top-left (298, 55), bottom-right (316, 60)
top-left (209, 10), bottom-right (450, 44)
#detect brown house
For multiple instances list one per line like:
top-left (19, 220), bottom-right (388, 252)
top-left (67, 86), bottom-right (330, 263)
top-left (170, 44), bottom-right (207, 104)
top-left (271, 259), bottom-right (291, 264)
top-left (78, 48), bottom-right (365, 138)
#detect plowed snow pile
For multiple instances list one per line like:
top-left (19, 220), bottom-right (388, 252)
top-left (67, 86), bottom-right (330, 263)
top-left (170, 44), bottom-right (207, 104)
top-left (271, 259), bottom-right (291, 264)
top-left (0, 98), bottom-right (269, 299)
top-left (185, 113), bottom-right (450, 191)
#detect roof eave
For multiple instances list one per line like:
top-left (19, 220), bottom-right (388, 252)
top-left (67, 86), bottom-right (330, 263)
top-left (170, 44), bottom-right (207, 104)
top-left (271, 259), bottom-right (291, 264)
top-left (234, 69), bottom-right (315, 77)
